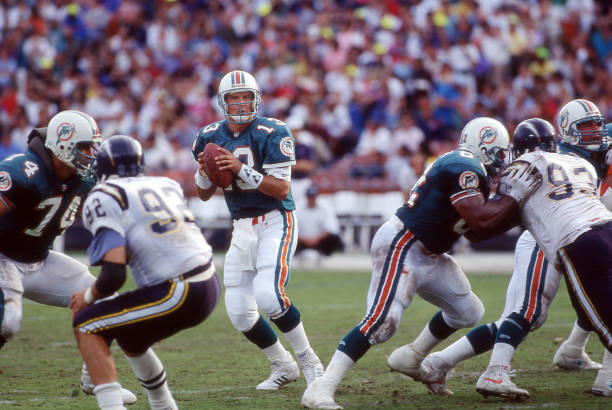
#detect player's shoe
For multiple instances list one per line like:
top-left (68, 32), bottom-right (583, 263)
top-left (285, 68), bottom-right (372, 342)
top-left (387, 343), bottom-right (426, 380)
top-left (256, 351), bottom-right (300, 390)
top-left (301, 376), bottom-right (342, 409)
top-left (476, 365), bottom-right (529, 399)
top-left (296, 347), bottom-right (325, 386)
top-left (592, 369), bottom-right (612, 397)
top-left (80, 378), bottom-right (138, 405)
top-left (553, 341), bottom-right (602, 370)
top-left (418, 354), bottom-right (453, 395)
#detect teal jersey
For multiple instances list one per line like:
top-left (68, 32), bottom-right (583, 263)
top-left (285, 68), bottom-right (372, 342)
top-left (0, 140), bottom-right (94, 262)
top-left (396, 149), bottom-right (490, 254)
top-left (192, 117), bottom-right (297, 219)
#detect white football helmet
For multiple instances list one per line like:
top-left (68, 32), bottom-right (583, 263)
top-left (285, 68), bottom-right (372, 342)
top-left (45, 110), bottom-right (101, 178)
top-left (218, 70), bottom-right (261, 123)
top-left (458, 117), bottom-right (510, 176)
top-left (557, 99), bottom-right (608, 151)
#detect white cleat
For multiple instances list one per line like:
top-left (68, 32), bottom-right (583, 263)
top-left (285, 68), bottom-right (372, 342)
top-left (256, 352), bottom-right (300, 390)
top-left (476, 365), bottom-right (529, 400)
top-left (387, 343), bottom-right (426, 381)
top-left (553, 341), bottom-right (602, 370)
top-left (80, 379), bottom-right (138, 405)
top-left (419, 354), bottom-right (453, 395)
top-left (301, 377), bottom-right (342, 409)
top-left (296, 348), bottom-right (325, 387)
top-left (592, 370), bottom-right (612, 397)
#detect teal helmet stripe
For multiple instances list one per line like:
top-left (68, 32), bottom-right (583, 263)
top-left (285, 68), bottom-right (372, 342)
top-left (575, 99), bottom-right (591, 113)
top-left (68, 110), bottom-right (100, 140)
top-left (240, 71), bottom-right (245, 85)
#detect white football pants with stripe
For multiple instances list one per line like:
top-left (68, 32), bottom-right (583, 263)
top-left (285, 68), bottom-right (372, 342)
top-left (496, 230), bottom-right (559, 330)
top-left (362, 215), bottom-right (483, 345)
top-left (224, 209), bottom-right (298, 331)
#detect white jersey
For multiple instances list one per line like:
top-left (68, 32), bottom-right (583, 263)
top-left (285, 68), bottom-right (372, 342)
top-left (83, 176), bottom-right (212, 287)
top-left (513, 151), bottom-right (612, 263)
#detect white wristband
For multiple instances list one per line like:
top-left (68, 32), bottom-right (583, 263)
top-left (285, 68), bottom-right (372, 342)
top-left (84, 286), bottom-right (95, 305)
top-left (237, 164), bottom-right (264, 189)
top-left (195, 170), bottom-right (213, 190)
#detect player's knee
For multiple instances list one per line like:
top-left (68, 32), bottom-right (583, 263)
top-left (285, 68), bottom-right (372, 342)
top-left (254, 289), bottom-right (284, 317)
top-left (224, 289), bottom-right (259, 332)
top-left (369, 313), bottom-right (401, 345)
top-left (226, 310), bottom-right (259, 332)
top-left (0, 305), bottom-right (22, 342)
top-left (448, 295), bottom-right (484, 328)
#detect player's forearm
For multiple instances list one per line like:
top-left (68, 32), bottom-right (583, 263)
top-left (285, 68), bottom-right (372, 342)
top-left (469, 195), bottom-right (519, 237)
top-left (257, 176), bottom-right (290, 200)
top-left (195, 184), bottom-right (216, 201)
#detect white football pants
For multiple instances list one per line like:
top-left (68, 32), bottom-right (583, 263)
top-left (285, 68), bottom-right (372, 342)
top-left (0, 250), bottom-right (95, 342)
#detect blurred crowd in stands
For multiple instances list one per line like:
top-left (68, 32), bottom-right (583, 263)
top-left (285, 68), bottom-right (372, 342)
top-left (1, 0), bottom-right (612, 196)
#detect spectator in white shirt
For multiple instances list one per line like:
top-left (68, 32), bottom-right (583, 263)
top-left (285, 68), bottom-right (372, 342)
top-left (295, 186), bottom-right (344, 258)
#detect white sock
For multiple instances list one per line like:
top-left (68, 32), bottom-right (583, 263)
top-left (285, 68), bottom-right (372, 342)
top-left (412, 326), bottom-right (443, 356)
top-left (489, 342), bottom-right (515, 367)
top-left (93, 382), bottom-right (126, 410)
top-left (81, 362), bottom-right (91, 383)
top-left (436, 336), bottom-right (476, 368)
top-left (283, 322), bottom-right (311, 355)
top-left (320, 350), bottom-right (355, 393)
top-left (126, 349), bottom-right (176, 410)
top-left (565, 321), bottom-right (591, 351)
top-left (262, 340), bottom-right (290, 362)
top-left (603, 348), bottom-right (612, 370)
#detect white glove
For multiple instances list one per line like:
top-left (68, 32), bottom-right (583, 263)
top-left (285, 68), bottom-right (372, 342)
top-left (498, 161), bottom-right (542, 205)
top-left (606, 148), bottom-right (612, 167)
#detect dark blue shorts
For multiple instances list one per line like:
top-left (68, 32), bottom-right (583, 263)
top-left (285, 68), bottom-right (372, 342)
top-left (73, 271), bottom-right (220, 353)
top-left (558, 221), bottom-right (612, 351)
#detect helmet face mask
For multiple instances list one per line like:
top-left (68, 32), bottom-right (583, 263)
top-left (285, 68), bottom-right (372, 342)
top-left (45, 110), bottom-right (101, 179)
top-left (459, 117), bottom-right (510, 176)
top-left (94, 135), bottom-right (145, 182)
top-left (218, 71), bottom-right (261, 124)
top-left (511, 118), bottom-right (557, 161)
top-left (557, 99), bottom-right (609, 152)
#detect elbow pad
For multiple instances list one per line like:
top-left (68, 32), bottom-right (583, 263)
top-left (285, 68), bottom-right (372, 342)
top-left (95, 262), bottom-right (127, 296)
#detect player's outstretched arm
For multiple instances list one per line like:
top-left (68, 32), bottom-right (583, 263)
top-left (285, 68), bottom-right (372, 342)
top-left (454, 193), bottom-right (520, 239)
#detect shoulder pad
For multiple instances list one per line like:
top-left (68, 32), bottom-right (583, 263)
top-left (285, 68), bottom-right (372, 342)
top-left (90, 182), bottom-right (129, 210)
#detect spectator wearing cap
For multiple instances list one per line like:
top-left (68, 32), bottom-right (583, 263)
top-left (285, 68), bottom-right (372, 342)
top-left (295, 186), bottom-right (344, 263)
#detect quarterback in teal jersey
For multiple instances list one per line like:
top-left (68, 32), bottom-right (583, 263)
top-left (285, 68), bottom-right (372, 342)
top-left (0, 111), bottom-right (136, 404)
top-left (192, 70), bottom-right (324, 391)
top-left (303, 117), bottom-right (536, 409)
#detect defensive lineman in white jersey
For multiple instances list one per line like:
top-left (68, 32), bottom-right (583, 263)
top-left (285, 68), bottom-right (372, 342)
top-left (71, 135), bottom-right (220, 410)
top-left (408, 119), bottom-right (602, 399)
top-left (493, 99), bottom-right (612, 398)
top-left (85, 176), bottom-right (213, 287)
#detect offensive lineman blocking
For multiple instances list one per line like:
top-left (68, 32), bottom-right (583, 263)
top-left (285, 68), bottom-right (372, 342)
top-left (302, 117), bottom-right (530, 409)
top-left (411, 118), bottom-right (601, 398)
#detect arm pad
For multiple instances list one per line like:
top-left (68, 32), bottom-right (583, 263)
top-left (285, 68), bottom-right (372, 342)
top-left (95, 262), bottom-right (127, 296)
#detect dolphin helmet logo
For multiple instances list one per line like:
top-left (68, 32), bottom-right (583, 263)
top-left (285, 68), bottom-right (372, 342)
top-left (57, 123), bottom-right (76, 142)
top-left (479, 126), bottom-right (497, 144)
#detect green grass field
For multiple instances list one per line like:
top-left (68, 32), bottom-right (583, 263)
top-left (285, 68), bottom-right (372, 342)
top-left (1, 267), bottom-right (609, 409)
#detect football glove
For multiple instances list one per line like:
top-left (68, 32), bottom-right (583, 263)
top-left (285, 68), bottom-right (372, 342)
top-left (498, 161), bottom-right (542, 205)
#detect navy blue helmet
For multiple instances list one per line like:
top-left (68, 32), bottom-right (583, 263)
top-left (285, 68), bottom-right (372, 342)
top-left (94, 135), bottom-right (145, 181)
top-left (511, 118), bottom-right (557, 160)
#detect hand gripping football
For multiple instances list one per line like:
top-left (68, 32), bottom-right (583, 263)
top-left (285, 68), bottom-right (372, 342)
top-left (202, 143), bottom-right (233, 188)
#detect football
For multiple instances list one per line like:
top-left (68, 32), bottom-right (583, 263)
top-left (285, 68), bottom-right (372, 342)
top-left (202, 143), bottom-right (233, 188)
